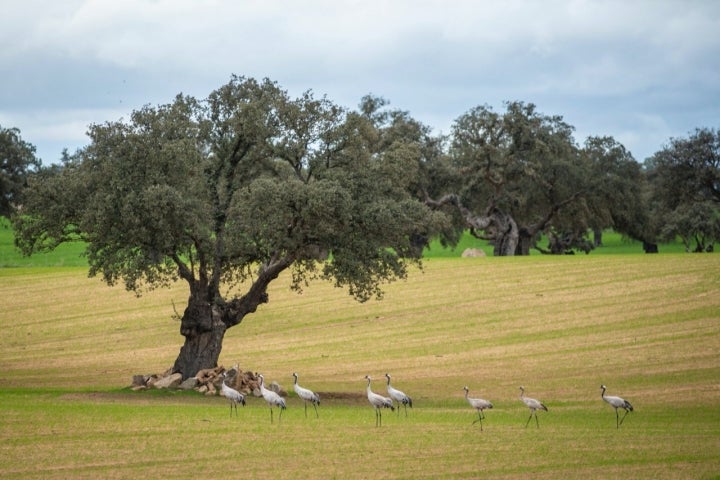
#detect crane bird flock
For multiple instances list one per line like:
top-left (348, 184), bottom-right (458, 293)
top-left (365, 375), bottom-right (395, 426)
top-left (220, 372), bottom-right (246, 416)
top-left (463, 386), bottom-right (493, 430)
top-left (519, 386), bottom-right (548, 428)
top-left (258, 373), bottom-right (286, 424)
top-left (217, 373), bottom-right (635, 431)
top-left (292, 372), bottom-right (320, 418)
top-left (385, 373), bottom-right (413, 416)
top-left (601, 384), bottom-right (633, 428)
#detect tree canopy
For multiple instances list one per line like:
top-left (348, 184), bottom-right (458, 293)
top-left (423, 102), bottom-right (645, 255)
top-left (0, 125), bottom-right (41, 217)
top-left (645, 128), bottom-right (720, 251)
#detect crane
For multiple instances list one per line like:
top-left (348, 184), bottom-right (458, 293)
top-left (292, 372), bottom-right (320, 418)
top-left (364, 375), bottom-right (395, 427)
top-left (220, 371), bottom-right (246, 416)
top-left (463, 386), bottom-right (493, 430)
top-left (385, 373), bottom-right (413, 417)
top-left (519, 386), bottom-right (548, 428)
top-left (601, 384), bottom-right (633, 428)
top-left (258, 373), bottom-right (286, 424)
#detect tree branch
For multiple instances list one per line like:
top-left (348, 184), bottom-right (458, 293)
top-left (222, 254), bottom-right (293, 327)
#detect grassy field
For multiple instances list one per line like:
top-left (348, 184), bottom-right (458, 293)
top-left (1, 247), bottom-right (719, 479)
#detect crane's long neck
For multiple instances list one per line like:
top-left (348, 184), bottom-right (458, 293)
top-left (464, 389), bottom-right (469, 400)
top-left (601, 387), bottom-right (606, 398)
top-left (293, 375), bottom-right (298, 385)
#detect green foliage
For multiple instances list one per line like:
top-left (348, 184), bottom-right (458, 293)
top-left (13, 77), bottom-right (447, 304)
top-left (0, 125), bottom-right (41, 217)
top-left (646, 128), bottom-right (720, 250)
top-left (426, 104), bottom-right (674, 255)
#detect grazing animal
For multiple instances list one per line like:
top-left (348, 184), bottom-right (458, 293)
top-left (364, 375), bottom-right (395, 427)
top-left (463, 386), bottom-right (493, 431)
top-left (292, 372), bottom-right (320, 418)
top-left (601, 385), bottom-right (633, 428)
top-left (258, 373), bottom-right (286, 424)
top-left (385, 373), bottom-right (413, 416)
top-left (220, 372), bottom-right (246, 416)
top-left (519, 386), bottom-right (548, 428)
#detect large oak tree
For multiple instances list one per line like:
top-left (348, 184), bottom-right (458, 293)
top-left (13, 76), bottom-right (447, 378)
top-left (424, 102), bottom-right (647, 255)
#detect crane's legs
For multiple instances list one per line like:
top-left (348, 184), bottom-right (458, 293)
top-left (270, 407), bottom-right (274, 424)
top-left (525, 411), bottom-right (540, 428)
top-left (472, 411), bottom-right (484, 431)
top-left (312, 402), bottom-right (319, 418)
top-left (304, 402), bottom-right (308, 418)
top-left (618, 408), bottom-right (629, 427)
top-left (374, 408), bottom-right (382, 427)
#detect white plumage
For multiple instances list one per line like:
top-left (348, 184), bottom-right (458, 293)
top-left (519, 386), bottom-right (548, 428)
top-left (293, 372), bottom-right (320, 418)
top-left (365, 375), bottom-right (395, 426)
top-left (220, 372), bottom-right (246, 416)
top-left (258, 373), bottom-right (286, 424)
top-left (601, 384), bottom-right (633, 428)
top-left (463, 386), bottom-right (493, 430)
top-left (385, 373), bottom-right (413, 416)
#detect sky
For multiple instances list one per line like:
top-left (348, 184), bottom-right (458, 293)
top-left (1, 0), bottom-right (719, 165)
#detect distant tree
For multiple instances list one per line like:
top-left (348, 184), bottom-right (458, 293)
top-left (357, 95), bottom-right (456, 254)
top-left (425, 102), bottom-right (593, 255)
top-left (13, 76), bottom-right (448, 379)
top-left (646, 128), bottom-right (720, 251)
top-left (0, 125), bottom-right (41, 217)
top-left (581, 136), bottom-right (647, 248)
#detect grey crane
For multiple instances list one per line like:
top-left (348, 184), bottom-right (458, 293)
top-left (258, 373), bottom-right (286, 424)
top-left (463, 386), bottom-right (493, 430)
top-left (220, 372), bottom-right (246, 416)
top-left (364, 375), bottom-right (395, 427)
top-left (385, 373), bottom-right (413, 417)
top-left (519, 386), bottom-right (548, 428)
top-left (601, 384), bottom-right (633, 428)
top-left (292, 372), bottom-right (320, 418)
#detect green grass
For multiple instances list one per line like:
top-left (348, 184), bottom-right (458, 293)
top-left (1, 252), bottom-right (719, 478)
top-left (0, 217), bottom-right (87, 267)
top-left (1, 215), bottom-right (687, 268)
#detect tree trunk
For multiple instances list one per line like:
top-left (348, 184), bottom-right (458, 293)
top-left (172, 296), bottom-right (228, 380)
top-left (424, 194), bottom-right (519, 256)
top-left (170, 255), bottom-right (292, 380)
top-left (516, 228), bottom-right (533, 255)
top-left (488, 207), bottom-right (519, 256)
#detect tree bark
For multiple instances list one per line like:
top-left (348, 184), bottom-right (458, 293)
top-left (172, 295), bottom-right (228, 380)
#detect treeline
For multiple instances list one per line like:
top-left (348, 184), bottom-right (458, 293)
top-left (2, 76), bottom-right (718, 257)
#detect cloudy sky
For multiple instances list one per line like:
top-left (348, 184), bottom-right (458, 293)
top-left (1, 0), bottom-right (718, 164)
